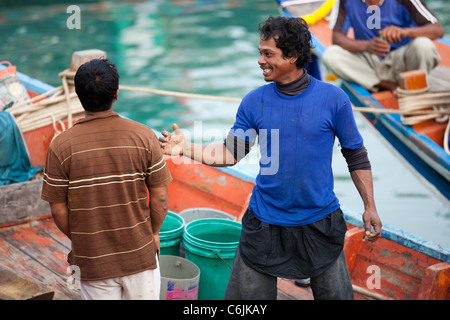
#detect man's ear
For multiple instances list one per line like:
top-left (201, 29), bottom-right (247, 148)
top-left (114, 89), bottom-right (119, 100)
top-left (288, 52), bottom-right (298, 64)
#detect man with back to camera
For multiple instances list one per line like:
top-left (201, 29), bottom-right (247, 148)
top-left (159, 16), bottom-right (382, 299)
top-left (41, 59), bottom-right (172, 300)
top-left (323, 0), bottom-right (444, 96)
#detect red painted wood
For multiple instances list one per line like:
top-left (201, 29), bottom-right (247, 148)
top-left (0, 220), bottom-right (79, 299)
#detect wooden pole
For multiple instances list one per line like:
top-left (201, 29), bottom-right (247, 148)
top-left (70, 49), bottom-right (107, 72)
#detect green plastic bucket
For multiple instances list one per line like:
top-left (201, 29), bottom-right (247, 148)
top-left (178, 207), bottom-right (237, 258)
top-left (159, 211), bottom-right (185, 256)
top-left (183, 218), bottom-right (242, 300)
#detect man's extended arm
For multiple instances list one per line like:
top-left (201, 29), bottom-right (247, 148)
top-left (379, 23), bottom-right (444, 43)
top-left (350, 169), bottom-right (382, 242)
top-left (332, 30), bottom-right (391, 57)
top-left (159, 123), bottom-right (237, 167)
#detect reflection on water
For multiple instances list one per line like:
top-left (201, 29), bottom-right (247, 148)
top-left (0, 0), bottom-right (448, 248)
top-left (427, 0), bottom-right (450, 39)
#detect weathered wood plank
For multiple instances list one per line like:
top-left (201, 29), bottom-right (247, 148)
top-left (1, 221), bottom-right (70, 277)
top-left (0, 240), bottom-right (79, 300)
top-left (0, 221), bottom-right (80, 300)
top-left (0, 265), bottom-right (54, 300)
top-left (0, 177), bottom-right (50, 226)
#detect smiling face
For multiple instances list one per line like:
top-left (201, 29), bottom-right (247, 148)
top-left (258, 36), bottom-right (303, 84)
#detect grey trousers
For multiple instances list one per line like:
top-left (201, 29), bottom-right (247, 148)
top-left (224, 248), bottom-right (354, 300)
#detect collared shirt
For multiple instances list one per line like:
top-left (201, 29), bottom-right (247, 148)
top-left (41, 111), bottom-right (172, 280)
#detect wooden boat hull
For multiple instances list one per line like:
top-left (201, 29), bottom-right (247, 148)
top-left (278, 2), bottom-right (450, 201)
top-left (0, 63), bottom-right (449, 300)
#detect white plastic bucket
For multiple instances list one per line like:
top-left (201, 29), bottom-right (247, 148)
top-left (179, 207), bottom-right (236, 224)
top-left (159, 255), bottom-right (200, 300)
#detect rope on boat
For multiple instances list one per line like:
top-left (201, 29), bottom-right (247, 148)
top-left (6, 70), bottom-right (83, 134)
top-left (398, 87), bottom-right (450, 125)
top-left (398, 87), bottom-right (450, 155)
top-left (119, 84), bottom-right (242, 103)
top-left (5, 69), bottom-right (450, 154)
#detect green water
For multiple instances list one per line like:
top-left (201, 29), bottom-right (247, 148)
top-left (1, 0), bottom-right (449, 248)
top-left (427, 0), bottom-right (450, 39)
top-left (195, 232), bottom-right (240, 243)
top-left (0, 0), bottom-right (276, 133)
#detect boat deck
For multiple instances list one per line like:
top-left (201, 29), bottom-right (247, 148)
top-left (0, 215), bottom-right (313, 300)
top-left (1, 207), bottom-right (447, 300)
top-left (0, 218), bottom-right (79, 300)
top-left (0, 215), bottom-right (374, 300)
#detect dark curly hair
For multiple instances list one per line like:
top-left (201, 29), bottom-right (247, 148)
top-left (75, 59), bottom-right (120, 112)
top-left (258, 15), bottom-right (312, 69)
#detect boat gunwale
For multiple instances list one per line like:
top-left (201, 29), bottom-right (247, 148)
top-left (279, 5), bottom-right (450, 201)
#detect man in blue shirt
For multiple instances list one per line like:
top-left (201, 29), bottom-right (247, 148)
top-left (159, 16), bottom-right (382, 300)
top-left (323, 0), bottom-right (444, 96)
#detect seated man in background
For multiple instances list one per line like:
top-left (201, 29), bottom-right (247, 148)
top-left (323, 0), bottom-right (444, 96)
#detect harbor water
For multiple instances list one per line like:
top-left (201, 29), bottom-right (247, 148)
top-left (0, 0), bottom-right (448, 249)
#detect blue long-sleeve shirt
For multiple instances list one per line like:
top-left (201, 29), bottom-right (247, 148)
top-left (229, 76), bottom-right (363, 226)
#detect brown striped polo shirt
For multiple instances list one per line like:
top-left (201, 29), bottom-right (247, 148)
top-left (41, 111), bottom-right (172, 281)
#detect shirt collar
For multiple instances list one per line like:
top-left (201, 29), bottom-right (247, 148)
top-left (74, 110), bottom-right (119, 125)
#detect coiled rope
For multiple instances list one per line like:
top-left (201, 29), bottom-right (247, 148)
top-left (7, 70), bottom-right (83, 134)
top-left (398, 87), bottom-right (450, 154)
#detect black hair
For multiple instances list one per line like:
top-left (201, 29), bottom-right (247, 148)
top-left (258, 15), bottom-right (313, 69)
top-left (74, 58), bottom-right (119, 112)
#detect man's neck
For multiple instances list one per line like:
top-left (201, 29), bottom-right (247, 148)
top-left (276, 69), bottom-right (310, 96)
top-left (363, 0), bottom-right (384, 6)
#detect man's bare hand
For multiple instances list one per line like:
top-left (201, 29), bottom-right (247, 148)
top-left (379, 26), bottom-right (408, 44)
top-left (366, 37), bottom-right (391, 57)
top-left (159, 123), bottom-right (186, 156)
top-left (362, 209), bottom-right (382, 242)
top-left (154, 234), bottom-right (160, 255)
